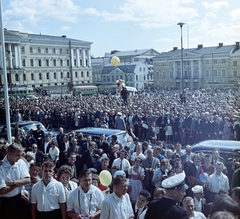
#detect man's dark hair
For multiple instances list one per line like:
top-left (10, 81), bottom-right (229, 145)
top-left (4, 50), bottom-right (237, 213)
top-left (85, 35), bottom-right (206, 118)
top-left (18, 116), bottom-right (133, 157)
top-left (79, 169), bottom-right (92, 178)
top-left (113, 175), bottom-right (126, 186)
top-left (139, 190), bottom-right (151, 202)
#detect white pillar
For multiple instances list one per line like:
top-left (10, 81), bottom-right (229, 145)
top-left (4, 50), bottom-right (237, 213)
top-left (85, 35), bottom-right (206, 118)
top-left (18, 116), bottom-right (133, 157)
top-left (199, 59), bottom-right (202, 78)
top-left (17, 45), bottom-right (21, 68)
top-left (71, 49), bottom-right (74, 67)
top-left (173, 61), bottom-right (176, 78)
top-left (82, 49), bottom-right (86, 67)
top-left (0, 46), bottom-right (2, 68)
top-left (8, 44), bottom-right (13, 68)
top-left (14, 45), bottom-right (19, 68)
top-left (191, 60), bottom-right (194, 78)
top-left (88, 49), bottom-right (91, 67)
top-left (76, 49), bottom-right (80, 67)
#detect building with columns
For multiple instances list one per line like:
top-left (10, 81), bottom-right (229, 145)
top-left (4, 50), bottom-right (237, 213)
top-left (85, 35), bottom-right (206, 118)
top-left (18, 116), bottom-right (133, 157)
top-left (0, 29), bottom-right (92, 92)
top-left (153, 42), bottom-right (240, 91)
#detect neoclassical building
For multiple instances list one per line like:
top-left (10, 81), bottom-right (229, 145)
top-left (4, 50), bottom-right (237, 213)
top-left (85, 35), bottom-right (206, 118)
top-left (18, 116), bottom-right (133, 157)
top-left (153, 42), bottom-right (240, 90)
top-left (0, 29), bottom-right (92, 92)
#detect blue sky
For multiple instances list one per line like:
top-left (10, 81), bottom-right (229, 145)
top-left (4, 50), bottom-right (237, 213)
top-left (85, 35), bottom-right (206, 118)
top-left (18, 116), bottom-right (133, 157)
top-left (2, 0), bottom-right (240, 57)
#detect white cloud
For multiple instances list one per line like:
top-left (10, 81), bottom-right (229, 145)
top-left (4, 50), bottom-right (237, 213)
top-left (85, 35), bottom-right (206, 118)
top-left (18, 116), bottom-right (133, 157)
top-left (229, 9), bottom-right (240, 21)
top-left (83, 0), bottom-right (199, 29)
top-left (4, 0), bottom-right (80, 26)
top-left (205, 12), bottom-right (217, 18)
top-left (61, 26), bottom-right (71, 31)
top-left (201, 1), bottom-right (229, 12)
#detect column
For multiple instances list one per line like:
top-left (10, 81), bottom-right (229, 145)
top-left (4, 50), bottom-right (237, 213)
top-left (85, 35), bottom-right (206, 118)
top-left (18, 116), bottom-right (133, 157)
top-left (17, 45), bottom-right (22, 68)
top-left (82, 49), bottom-right (86, 67)
top-left (76, 49), bottom-right (80, 67)
top-left (0, 47), bottom-right (2, 68)
top-left (173, 61), bottom-right (176, 78)
top-left (71, 49), bottom-right (74, 67)
top-left (8, 44), bottom-right (13, 68)
top-left (14, 45), bottom-right (19, 68)
top-left (191, 60), bottom-right (194, 78)
top-left (88, 49), bottom-right (91, 67)
top-left (199, 59), bottom-right (202, 78)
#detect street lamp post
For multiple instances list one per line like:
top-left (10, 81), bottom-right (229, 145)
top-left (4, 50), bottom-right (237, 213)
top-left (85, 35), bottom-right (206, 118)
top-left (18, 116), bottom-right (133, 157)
top-left (177, 22), bottom-right (185, 94)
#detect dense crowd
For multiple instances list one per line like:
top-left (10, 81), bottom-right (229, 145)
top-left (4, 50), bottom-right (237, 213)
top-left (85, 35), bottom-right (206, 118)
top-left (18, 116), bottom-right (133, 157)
top-left (0, 89), bottom-right (240, 219)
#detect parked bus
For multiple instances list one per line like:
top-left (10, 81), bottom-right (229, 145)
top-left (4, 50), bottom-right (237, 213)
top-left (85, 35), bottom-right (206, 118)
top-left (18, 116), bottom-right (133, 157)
top-left (0, 86), bottom-right (35, 99)
top-left (73, 85), bottom-right (98, 96)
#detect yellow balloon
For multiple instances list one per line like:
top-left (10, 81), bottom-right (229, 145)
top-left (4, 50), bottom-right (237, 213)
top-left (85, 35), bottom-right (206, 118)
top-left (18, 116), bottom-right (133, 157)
top-left (111, 56), bottom-right (120, 67)
top-left (99, 170), bottom-right (112, 186)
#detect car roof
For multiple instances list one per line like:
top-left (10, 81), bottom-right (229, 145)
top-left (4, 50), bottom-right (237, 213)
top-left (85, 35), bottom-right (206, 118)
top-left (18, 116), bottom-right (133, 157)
top-left (192, 140), bottom-right (240, 153)
top-left (74, 127), bottom-right (126, 137)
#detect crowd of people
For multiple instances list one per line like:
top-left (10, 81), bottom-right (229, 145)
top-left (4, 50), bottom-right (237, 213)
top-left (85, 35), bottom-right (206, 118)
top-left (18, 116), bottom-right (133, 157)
top-left (0, 89), bottom-right (240, 219)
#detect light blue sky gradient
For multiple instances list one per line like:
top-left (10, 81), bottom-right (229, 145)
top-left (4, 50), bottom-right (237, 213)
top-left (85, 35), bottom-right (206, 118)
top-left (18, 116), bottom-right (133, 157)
top-left (2, 0), bottom-right (240, 57)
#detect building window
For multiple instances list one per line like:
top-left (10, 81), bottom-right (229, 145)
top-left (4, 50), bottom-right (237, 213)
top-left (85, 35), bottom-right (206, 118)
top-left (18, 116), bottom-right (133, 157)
top-left (45, 48), bottom-right (48, 53)
top-left (30, 59), bottom-right (34, 67)
top-left (221, 69), bottom-right (226, 77)
top-left (205, 69), bottom-right (210, 77)
top-left (87, 71), bottom-right (89, 77)
top-left (73, 49), bottom-right (76, 55)
top-left (136, 75), bottom-right (138, 81)
top-left (67, 59), bottom-right (70, 66)
top-left (67, 72), bottom-right (70, 78)
top-left (39, 73), bottom-right (42, 80)
top-left (233, 70), bottom-right (238, 77)
top-left (53, 59), bottom-right (56, 66)
top-left (15, 74), bottom-right (19, 82)
top-left (163, 71), bottom-right (166, 78)
top-left (213, 69), bottom-right (218, 77)
top-left (233, 61), bottom-right (237, 66)
top-left (75, 72), bottom-right (78, 78)
top-left (22, 59), bottom-right (26, 67)
top-left (205, 60), bottom-right (209, 64)
top-left (66, 49), bottom-right (69, 54)
top-left (23, 74), bottom-right (26, 81)
top-left (46, 72), bottom-right (49, 80)
top-left (140, 67), bottom-right (142, 71)
top-left (38, 59), bottom-right (42, 67)
top-left (60, 59), bottom-right (63, 66)
top-left (46, 59), bottom-right (49, 66)
top-left (53, 48), bottom-right (56, 54)
top-left (85, 50), bottom-right (88, 56)
top-left (60, 48), bottom-right (63, 54)
top-left (143, 67), bottom-right (145, 71)
top-left (31, 73), bottom-right (34, 80)
top-left (74, 59), bottom-right (76, 66)
top-left (86, 60), bottom-right (88, 66)
top-left (54, 72), bottom-right (57, 79)
top-left (80, 60), bottom-right (82, 66)
top-left (61, 72), bottom-right (63, 79)
top-left (213, 59), bottom-right (217, 64)
top-left (21, 46), bottom-right (25, 53)
top-left (169, 70), bottom-right (173, 77)
top-left (79, 49), bottom-right (82, 55)
top-left (38, 47), bottom-right (41, 53)
top-left (30, 47), bottom-right (33, 53)
top-left (81, 72), bottom-right (83, 77)
top-left (222, 59), bottom-right (225, 63)
top-left (156, 71), bottom-right (160, 79)
top-left (163, 62), bottom-right (166, 66)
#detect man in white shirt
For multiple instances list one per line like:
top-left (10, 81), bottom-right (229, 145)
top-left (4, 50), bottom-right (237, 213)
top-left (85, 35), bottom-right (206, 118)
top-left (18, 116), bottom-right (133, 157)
top-left (131, 145), bottom-right (146, 164)
top-left (31, 161), bottom-right (66, 219)
top-left (112, 149), bottom-right (131, 175)
top-left (206, 162), bottom-right (230, 202)
top-left (100, 175), bottom-right (134, 219)
top-left (183, 196), bottom-right (206, 219)
top-left (67, 169), bottom-right (104, 219)
top-left (0, 143), bottom-right (30, 219)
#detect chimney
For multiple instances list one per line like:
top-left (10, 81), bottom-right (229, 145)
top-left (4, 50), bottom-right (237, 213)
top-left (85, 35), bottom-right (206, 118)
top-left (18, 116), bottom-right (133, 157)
top-left (236, 42), bottom-right (240, 50)
top-left (173, 47), bottom-right (178, 50)
top-left (197, 44), bottom-right (203, 49)
top-left (62, 35), bottom-right (66, 38)
top-left (218, 43), bottom-right (223, 47)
